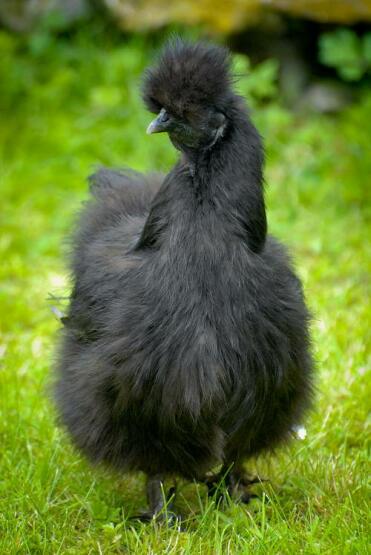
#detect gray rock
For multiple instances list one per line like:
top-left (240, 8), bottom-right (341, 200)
top-left (297, 81), bottom-right (354, 113)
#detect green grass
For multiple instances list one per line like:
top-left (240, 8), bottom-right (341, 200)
top-left (0, 27), bottom-right (370, 554)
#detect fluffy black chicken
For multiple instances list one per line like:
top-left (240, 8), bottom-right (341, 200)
top-left (55, 39), bottom-right (313, 520)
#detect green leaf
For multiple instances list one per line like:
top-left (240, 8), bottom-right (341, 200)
top-left (232, 54), bottom-right (279, 105)
top-left (319, 28), bottom-right (367, 82)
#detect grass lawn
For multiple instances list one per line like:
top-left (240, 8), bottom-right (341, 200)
top-left (0, 28), bottom-right (370, 554)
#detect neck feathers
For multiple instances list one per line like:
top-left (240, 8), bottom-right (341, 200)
top-left (137, 106), bottom-right (267, 254)
top-left (187, 108), bottom-right (267, 253)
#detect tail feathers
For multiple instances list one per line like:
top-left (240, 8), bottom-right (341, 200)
top-left (88, 167), bottom-right (164, 216)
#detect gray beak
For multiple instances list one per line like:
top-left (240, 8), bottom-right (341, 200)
top-left (146, 108), bottom-right (171, 135)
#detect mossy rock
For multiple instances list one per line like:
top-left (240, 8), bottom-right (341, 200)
top-left (103, 0), bottom-right (371, 32)
top-left (2, 1), bottom-right (371, 34)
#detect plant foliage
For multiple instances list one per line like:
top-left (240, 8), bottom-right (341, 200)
top-left (319, 28), bottom-right (371, 81)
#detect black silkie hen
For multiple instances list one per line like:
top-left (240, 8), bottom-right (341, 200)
top-left (55, 40), bottom-right (313, 520)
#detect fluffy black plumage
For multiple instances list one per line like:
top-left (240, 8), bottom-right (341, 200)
top-left (55, 39), bottom-right (313, 516)
top-left (142, 39), bottom-right (232, 115)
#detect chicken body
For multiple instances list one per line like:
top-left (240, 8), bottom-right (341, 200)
top-left (56, 164), bottom-right (312, 478)
top-left (55, 40), bottom-right (313, 515)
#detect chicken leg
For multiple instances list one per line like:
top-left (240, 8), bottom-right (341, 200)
top-left (134, 475), bottom-right (180, 525)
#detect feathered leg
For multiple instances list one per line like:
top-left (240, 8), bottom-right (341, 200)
top-left (134, 475), bottom-right (180, 525)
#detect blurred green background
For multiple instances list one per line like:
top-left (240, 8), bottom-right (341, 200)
top-left (0, 1), bottom-right (370, 553)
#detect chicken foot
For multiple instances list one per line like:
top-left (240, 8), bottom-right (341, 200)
top-left (204, 464), bottom-right (266, 504)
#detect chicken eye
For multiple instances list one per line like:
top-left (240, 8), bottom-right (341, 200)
top-left (160, 110), bottom-right (169, 122)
